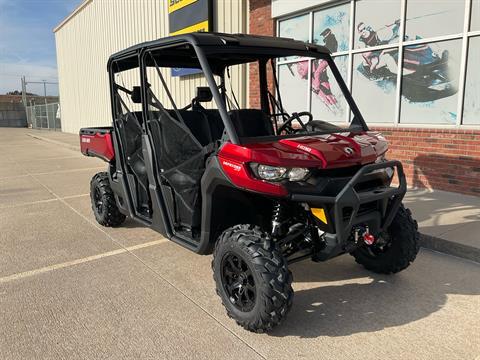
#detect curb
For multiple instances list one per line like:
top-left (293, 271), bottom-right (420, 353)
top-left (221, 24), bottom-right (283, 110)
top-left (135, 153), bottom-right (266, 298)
top-left (420, 234), bottom-right (480, 264)
top-left (27, 133), bottom-right (79, 152)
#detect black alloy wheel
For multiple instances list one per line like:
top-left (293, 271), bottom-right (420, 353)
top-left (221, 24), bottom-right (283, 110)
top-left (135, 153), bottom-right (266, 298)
top-left (221, 253), bottom-right (256, 312)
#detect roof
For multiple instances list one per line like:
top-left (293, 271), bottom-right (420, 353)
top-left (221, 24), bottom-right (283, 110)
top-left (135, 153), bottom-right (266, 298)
top-left (108, 32), bottom-right (330, 72)
top-left (53, 0), bottom-right (92, 33)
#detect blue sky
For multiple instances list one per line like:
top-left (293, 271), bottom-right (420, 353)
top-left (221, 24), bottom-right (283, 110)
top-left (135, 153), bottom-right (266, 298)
top-left (0, 0), bottom-right (81, 95)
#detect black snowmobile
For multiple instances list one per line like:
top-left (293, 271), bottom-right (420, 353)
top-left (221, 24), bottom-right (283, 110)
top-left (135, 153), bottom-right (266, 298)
top-left (357, 45), bottom-right (457, 102)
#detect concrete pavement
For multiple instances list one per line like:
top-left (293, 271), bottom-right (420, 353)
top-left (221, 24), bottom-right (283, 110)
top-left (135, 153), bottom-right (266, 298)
top-left (1, 128), bottom-right (480, 360)
top-left (404, 189), bottom-right (480, 262)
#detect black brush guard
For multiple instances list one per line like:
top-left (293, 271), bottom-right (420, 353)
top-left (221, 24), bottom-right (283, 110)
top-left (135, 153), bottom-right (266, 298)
top-left (291, 160), bottom-right (406, 245)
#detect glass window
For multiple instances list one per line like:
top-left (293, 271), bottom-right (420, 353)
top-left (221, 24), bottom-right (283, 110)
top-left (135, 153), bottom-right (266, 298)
top-left (352, 49), bottom-right (398, 123)
top-left (311, 56), bottom-right (349, 123)
top-left (279, 14), bottom-right (310, 42)
top-left (471, 0), bottom-right (480, 31)
top-left (313, 3), bottom-right (350, 53)
top-left (463, 36), bottom-right (480, 125)
top-left (278, 61), bottom-right (309, 114)
top-left (355, 0), bottom-right (401, 49)
top-left (279, 14), bottom-right (310, 61)
top-left (400, 39), bottom-right (461, 124)
top-left (405, 0), bottom-right (464, 40)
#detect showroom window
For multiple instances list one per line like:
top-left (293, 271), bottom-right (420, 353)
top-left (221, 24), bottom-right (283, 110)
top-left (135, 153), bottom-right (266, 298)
top-left (276, 0), bottom-right (480, 127)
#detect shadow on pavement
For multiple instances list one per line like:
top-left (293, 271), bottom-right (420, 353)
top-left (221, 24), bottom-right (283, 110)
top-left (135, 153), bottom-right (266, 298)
top-left (269, 255), bottom-right (480, 338)
top-left (121, 218), bottom-right (149, 229)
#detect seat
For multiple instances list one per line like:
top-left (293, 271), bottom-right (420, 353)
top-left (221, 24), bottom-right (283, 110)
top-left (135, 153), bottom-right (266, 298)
top-left (168, 110), bottom-right (213, 146)
top-left (228, 109), bottom-right (274, 138)
top-left (198, 109), bottom-right (225, 141)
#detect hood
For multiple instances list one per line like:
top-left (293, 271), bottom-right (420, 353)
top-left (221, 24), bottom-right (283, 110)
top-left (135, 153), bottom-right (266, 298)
top-left (219, 131), bottom-right (388, 169)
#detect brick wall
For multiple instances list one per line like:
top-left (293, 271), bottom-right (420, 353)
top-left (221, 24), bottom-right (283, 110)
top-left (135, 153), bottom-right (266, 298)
top-left (374, 127), bottom-right (480, 196)
top-left (248, 0), bottom-right (480, 196)
top-left (249, 0), bottom-right (275, 109)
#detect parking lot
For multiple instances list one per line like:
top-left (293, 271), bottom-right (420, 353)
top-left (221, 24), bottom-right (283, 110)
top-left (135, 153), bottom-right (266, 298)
top-left (1, 128), bottom-right (479, 360)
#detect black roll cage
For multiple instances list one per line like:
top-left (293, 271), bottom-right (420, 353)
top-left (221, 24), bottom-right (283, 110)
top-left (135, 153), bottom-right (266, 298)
top-left (107, 33), bottom-right (369, 146)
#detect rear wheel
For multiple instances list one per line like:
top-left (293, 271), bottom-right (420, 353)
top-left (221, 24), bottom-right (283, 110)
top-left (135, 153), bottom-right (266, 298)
top-left (212, 225), bottom-right (293, 333)
top-left (351, 205), bottom-right (419, 274)
top-left (90, 172), bottom-right (126, 227)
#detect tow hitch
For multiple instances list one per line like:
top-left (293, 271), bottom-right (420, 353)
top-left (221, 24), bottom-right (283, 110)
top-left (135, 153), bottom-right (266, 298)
top-left (354, 226), bottom-right (376, 245)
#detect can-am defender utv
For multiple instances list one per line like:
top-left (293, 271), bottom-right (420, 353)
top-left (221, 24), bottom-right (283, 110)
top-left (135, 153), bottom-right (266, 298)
top-left (80, 32), bottom-right (419, 333)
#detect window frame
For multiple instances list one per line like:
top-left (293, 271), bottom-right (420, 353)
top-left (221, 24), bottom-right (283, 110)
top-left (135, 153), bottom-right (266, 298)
top-left (276, 0), bottom-right (480, 129)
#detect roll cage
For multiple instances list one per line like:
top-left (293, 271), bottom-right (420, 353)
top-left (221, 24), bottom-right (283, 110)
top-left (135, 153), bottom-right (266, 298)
top-left (107, 32), bottom-right (369, 145)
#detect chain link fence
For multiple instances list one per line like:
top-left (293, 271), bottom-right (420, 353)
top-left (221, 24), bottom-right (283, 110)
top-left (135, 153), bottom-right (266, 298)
top-left (26, 103), bottom-right (61, 130)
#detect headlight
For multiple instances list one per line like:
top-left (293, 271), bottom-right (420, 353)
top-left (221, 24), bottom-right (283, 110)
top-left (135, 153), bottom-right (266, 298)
top-left (375, 154), bottom-right (394, 177)
top-left (257, 164), bottom-right (287, 181)
top-left (250, 163), bottom-right (309, 182)
top-left (288, 167), bottom-right (310, 181)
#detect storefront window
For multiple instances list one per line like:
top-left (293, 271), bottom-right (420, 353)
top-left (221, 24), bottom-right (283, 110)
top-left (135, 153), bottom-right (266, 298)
top-left (471, 0), bottom-right (480, 31)
top-left (277, 0), bottom-right (478, 127)
top-left (400, 39), bottom-right (461, 124)
top-left (278, 61), bottom-right (309, 114)
top-left (355, 0), bottom-right (401, 49)
top-left (279, 14), bottom-right (310, 42)
top-left (463, 36), bottom-right (480, 125)
top-left (311, 56), bottom-right (348, 123)
top-left (405, 0), bottom-right (464, 40)
top-left (352, 51), bottom-right (398, 123)
top-left (279, 14), bottom-right (310, 61)
top-left (313, 3), bottom-right (350, 53)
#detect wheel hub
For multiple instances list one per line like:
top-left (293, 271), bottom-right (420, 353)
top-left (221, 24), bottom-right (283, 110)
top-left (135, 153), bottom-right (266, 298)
top-left (221, 253), bottom-right (256, 312)
top-left (93, 187), bottom-right (103, 213)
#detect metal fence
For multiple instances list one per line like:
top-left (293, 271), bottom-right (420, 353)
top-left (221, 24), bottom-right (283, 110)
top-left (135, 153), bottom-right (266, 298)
top-left (26, 103), bottom-right (61, 130)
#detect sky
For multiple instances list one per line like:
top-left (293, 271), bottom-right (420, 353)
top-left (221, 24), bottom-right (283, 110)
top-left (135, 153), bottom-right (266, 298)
top-left (0, 0), bottom-right (81, 95)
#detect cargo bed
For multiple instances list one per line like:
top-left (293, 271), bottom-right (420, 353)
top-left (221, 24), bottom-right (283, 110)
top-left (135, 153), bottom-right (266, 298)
top-left (79, 126), bottom-right (114, 162)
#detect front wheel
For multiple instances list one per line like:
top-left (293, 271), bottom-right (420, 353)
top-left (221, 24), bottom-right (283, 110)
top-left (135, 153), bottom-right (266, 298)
top-left (212, 225), bottom-right (293, 333)
top-left (351, 205), bottom-right (419, 274)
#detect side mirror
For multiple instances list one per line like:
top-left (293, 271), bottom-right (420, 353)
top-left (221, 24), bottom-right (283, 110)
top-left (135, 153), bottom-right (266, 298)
top-left (196, 87), bottom-right (212, 102)
top-left (131, 86), bottom-right (141, 103)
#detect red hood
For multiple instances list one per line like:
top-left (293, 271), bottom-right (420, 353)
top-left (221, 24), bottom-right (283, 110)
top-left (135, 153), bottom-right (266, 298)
top-left (219, 131), bottom-right (388, 169)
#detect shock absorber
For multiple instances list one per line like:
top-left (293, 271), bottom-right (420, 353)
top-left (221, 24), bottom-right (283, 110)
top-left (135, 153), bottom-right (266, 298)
top-left (271, 201), bottom-right (286, 237)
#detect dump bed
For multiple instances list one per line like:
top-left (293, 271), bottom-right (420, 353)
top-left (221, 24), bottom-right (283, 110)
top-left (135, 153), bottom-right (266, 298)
top-left (79, 127), bottom-right (115, 162)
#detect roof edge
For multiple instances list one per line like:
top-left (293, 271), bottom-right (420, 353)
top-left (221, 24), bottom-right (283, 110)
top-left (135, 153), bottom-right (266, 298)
top-left (53, 0), bottom-right (92, 33)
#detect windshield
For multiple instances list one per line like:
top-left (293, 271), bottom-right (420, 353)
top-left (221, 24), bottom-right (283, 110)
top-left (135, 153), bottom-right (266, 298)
top-left (208, 54), bottom-right (365, 143)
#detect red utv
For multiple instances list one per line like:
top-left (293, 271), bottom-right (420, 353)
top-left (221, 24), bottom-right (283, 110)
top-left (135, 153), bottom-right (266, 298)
top-left (80, 33), bottom-right (419, 332)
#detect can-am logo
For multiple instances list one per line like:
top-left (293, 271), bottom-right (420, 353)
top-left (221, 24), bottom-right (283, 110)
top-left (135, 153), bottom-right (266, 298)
top-left (222, 160), bottom-right (242, 172)
top-left (297, 144), bottom-right (312, 153)
top-left (344, 147), bottom-right (355, 155)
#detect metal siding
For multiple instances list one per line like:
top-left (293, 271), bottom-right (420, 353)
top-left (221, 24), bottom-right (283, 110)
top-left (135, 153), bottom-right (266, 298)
top-left (55, 0), bottom-right (247, 134)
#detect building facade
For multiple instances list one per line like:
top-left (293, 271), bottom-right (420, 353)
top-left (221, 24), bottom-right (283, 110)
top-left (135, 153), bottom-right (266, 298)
top-left (251, 0), bottom-right (480, 195)
top-left (55, 0), bottom-right (479, 195)
top-left (54, 0), bottom-right (247, 134)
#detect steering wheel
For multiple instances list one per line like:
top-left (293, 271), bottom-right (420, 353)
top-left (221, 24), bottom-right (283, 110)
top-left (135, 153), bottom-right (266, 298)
top-left (277, 111), bottom-right (314, 134)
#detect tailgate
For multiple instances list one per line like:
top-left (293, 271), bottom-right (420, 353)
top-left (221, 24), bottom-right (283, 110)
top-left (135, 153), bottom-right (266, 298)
top-left (79, 127), bottom-right (114, 162)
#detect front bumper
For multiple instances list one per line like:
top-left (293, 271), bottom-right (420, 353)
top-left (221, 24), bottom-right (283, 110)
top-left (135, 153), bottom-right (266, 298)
top-left (290, 161), bottom-right (406, 255)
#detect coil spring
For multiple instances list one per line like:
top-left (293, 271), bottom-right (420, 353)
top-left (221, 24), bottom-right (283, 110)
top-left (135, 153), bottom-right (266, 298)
top-left (271, 201), bottom-right (286, 237)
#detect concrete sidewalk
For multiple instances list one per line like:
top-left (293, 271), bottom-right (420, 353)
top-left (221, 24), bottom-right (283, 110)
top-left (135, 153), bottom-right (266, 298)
top-left (405, 189), bottom-right (480, 263)
top-left (27, 128), bottom-right (480, 263)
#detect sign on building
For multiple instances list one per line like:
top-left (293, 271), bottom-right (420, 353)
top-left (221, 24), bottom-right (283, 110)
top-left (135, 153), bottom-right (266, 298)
top-left (169, 0), bottom-right (213, 76)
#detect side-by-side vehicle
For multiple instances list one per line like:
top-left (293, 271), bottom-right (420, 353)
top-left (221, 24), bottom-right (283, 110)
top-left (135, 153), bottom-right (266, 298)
top-left (80, 32), bottom-right (419, 332)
